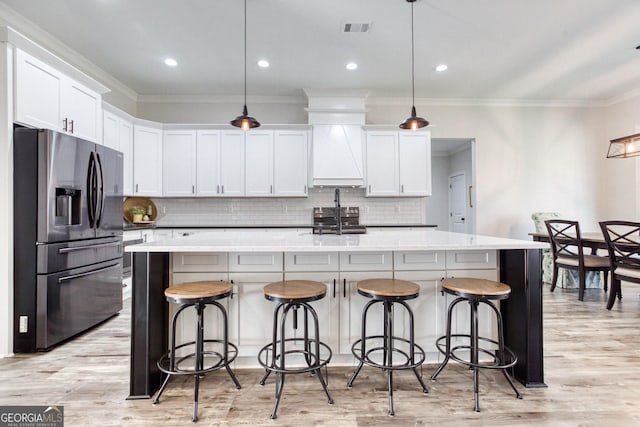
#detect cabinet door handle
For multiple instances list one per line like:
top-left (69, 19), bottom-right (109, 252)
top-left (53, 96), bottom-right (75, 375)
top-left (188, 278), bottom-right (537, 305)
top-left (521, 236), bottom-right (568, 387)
top-left (192, 185), bottom-right (195, 194)
top-left (135, 184), bottom-right (139, 193)
top-left (401, 184), bottom-right (404, 193)
top-left (270, 184), bottom-right (273, 194)
top-left (368, 184), bottom-right (371, 193)
top-left (230, 280), bottom-right (234, 299)
top-left (333, 279), bottom-right (336, 298)
top-left (221, 185), bottom-right (224, 194)
top-left (304, 184), bottom-right (307, 194)
top-left (217, 184), bottom-right (220, 194)
top-left (69, 119), bottom-right (74, 134)
top-left (343, 278), bottom-right (346, 298)
top-left (62, 118), bottom-right (68, 132)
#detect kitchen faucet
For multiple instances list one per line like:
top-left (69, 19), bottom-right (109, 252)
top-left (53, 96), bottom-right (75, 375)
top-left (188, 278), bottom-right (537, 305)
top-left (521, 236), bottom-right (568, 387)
top-left (334, 188), bottom-right (342, 235)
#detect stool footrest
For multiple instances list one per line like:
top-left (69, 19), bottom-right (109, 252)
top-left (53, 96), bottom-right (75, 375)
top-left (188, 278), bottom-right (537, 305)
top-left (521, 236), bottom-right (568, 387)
top-left (351, 335), bottom-right (426, 370)
top-left (258, 337), bottom-right (332, 375)
top-left (157, 339), bottom-right (239, 376)
top-left (434, 334), bottom-right (517, 370)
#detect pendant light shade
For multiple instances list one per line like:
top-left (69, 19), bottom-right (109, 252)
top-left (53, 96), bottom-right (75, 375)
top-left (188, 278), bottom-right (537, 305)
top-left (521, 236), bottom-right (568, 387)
top-left (399, 0), bottom-right (429, 130)
top-left (607, 133), bottom-right (640, 158)
top-left (230, 0), bottom-right (260, 130)
top-left (230, 105), bottom-right (261, 130)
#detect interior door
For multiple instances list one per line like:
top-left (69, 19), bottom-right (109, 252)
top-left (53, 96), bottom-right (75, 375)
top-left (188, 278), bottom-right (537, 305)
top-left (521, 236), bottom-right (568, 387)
top-left (449, 172), bottom-right (467, 233)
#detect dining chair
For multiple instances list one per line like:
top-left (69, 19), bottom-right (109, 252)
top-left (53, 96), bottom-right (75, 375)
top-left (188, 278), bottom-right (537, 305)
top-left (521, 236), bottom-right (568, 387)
top-left (599, 220), bottom-right (640, 310)
top-left (545, 220), bottom-right (610, 301)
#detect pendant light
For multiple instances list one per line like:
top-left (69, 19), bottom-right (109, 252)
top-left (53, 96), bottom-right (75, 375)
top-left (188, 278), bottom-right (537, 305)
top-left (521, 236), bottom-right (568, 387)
top-left (399, 0), bottom-right (429, 130)
top-left (230, 0), bottom-right (260, 130)
top-left (606, 133), bottom-right (640, 158)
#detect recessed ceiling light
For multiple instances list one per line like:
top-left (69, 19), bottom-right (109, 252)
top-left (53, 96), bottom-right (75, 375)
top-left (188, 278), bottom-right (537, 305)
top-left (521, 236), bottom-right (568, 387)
top-left (257, 59), bottom-right (270, 68)
top-left (435, 64), bottom-right (448, 72)
top-left (164, 58), bottom-right (178, 67)
top-left (346, 62), bottom-right (358, 70)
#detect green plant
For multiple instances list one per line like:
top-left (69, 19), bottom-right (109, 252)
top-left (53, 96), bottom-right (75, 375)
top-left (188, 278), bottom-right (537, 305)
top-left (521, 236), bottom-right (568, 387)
top-left (130, 207), bottom-right (145, 215)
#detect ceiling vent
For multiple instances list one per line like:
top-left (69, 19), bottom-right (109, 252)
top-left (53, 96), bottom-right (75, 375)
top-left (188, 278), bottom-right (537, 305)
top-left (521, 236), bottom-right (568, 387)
top-left (342, 22), bottom-right (372, 33)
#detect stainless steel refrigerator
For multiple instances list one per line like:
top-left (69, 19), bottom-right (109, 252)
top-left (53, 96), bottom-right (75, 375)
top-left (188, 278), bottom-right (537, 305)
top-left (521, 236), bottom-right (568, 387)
top-left (13, 128), bottom-right (124, 352)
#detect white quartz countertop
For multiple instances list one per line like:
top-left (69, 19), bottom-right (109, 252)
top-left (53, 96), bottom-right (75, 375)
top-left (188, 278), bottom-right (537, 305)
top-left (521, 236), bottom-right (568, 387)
top-left (125, 229), bottom-right (546, 253)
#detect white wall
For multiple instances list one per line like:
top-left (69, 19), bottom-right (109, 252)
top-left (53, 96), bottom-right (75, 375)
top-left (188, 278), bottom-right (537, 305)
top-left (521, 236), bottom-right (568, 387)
top-left (367, 104), bottom-right (606, 238)
top-left (603, 94), bottom-right (640, 221)
top-left (0, 42), bottom-right (13, 357)
top-left (427, 154), bottom-right (450, 230)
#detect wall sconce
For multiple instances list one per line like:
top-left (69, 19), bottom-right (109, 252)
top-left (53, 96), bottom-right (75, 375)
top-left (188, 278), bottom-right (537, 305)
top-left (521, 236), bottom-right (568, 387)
top-left (607, 133), bottom-right (640, 158)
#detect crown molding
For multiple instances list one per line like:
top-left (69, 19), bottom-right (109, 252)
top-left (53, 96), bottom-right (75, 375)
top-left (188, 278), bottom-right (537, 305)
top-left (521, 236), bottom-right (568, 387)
top-left (605, 87), bottom-right (640, 107)
top-left (369, 96), bottom-right (606, 108)
top-left (0, 3), bottom-right (137, 102)
top-left (137, 94), bottom-right (307, 104)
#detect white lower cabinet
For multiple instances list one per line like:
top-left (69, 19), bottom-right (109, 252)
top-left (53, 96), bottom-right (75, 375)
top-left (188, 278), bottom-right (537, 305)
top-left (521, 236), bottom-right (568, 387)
top-left (228, 272), bottom-right (283, 359)
top-left (169, 249), bottom-right (499, 367)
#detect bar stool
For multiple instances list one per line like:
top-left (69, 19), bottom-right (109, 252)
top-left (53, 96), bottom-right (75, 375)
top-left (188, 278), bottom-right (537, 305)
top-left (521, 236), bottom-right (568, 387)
top-left (347, 278), bottom-right (428, 416)
top-left (258, 280), bottom-right (334, 419)
top-left (153, 281), bottom-right (241, 422)
top-left (431, 277), bottom-right (522, 412)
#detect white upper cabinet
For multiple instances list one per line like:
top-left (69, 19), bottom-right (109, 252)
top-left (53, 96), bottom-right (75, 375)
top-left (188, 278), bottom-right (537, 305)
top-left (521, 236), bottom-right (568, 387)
top-left (274, 130), bottom-right (308, 197)
top-left (312, 124), bottom-right (364, 187)
top-left (219, 130), bottom-right (245, 197)
top-left (103, 108), bottom-right (134, 195)
top-left (120, 120), bottom-right (134, 195)
top-left (163, 130), bottom-right (197, 196)
top-left (398, 132), bottom-right (431, 196)
top-left (365, 129), bottom-right (431, 196)
top-left (133, 124), bottom-right (163, 196)
top-left (102, 110), bottom-right (119, 150)
top-left (196, 130), bottom-right (222, 197)
top-left (245, 130), bottom-right (274, 197)
top-left (364, 131), bottom-right (399, 196)
top-left (15, 49), bottom-right (101, 142)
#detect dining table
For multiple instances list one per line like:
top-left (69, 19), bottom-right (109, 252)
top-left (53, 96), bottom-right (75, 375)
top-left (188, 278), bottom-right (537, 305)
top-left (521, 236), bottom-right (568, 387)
top-left (529, 232), bottom-right (607, 254)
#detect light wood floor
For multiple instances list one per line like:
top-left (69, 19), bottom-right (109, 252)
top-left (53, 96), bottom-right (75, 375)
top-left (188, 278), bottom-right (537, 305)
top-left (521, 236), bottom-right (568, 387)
top-left (1, 284), bottom-right (640, 426)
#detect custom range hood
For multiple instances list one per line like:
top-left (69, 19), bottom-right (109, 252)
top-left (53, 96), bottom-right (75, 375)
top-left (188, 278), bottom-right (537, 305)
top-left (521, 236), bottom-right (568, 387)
top-left (305, 90), bottom-right (368, 187)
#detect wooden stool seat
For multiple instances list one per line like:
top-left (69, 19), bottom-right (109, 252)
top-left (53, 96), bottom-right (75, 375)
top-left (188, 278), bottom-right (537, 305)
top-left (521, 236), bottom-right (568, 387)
top-left (357, 278), bottom-right (420, 299)
top-left (442, 278), bottom-right (511, 299)
top-left (164, 281), bottom-right (232, 303)
top-left (263, 280), bottom-right (327, 302)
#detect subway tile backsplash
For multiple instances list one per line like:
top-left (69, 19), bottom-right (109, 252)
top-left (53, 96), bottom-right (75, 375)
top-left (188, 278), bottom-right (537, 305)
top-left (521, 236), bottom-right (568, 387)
top-left (152, 188), bottom-right (425, 226)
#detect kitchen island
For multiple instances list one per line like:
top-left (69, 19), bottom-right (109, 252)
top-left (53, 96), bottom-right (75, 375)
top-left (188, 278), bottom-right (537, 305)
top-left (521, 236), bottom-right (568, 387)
top-left (126, 229), bottom-right (546, 399)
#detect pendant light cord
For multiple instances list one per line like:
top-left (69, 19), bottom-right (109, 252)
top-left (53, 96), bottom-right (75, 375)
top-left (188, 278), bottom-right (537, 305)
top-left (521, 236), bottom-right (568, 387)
top-left (244, 0), bottom-right (247, 107)
top-left (410, 0), bottom-right (415, 108)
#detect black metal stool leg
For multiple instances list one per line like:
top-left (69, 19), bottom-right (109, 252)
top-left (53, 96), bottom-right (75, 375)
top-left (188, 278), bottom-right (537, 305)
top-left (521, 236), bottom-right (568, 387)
top-left (154, 303), bottom-right (191, 404)
top-left (260, 303), bottom-right (284, 386)
top-left (432, 297), bottom-right (465, 380)
top-left (386, 301), bottom-right (395, 416)
top-left (399, 300), bottom-right (428, 394)
top-left (213, 300), bottom-right (241, 390)
top-left (271, 372), bottom-right (285, 420)
top-left (305, 302), bottom-right (333, 404)
top-left (471, 299), bottom-right (480, 412)
top-left (348, 299), bottom-right (375, 388)
top-left (490, 299), bottom-right (521, 400)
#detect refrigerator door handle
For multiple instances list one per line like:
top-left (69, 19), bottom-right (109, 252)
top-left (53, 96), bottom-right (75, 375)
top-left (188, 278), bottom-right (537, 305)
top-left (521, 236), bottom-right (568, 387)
top-left (95, 152), bottom-right (105, 228)
top-left (57, 262), bottom-right (120, 283)
top-left (87, 152), bottom-right (96, 228)
top-left (58, 241), bottom-right (122, 254)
